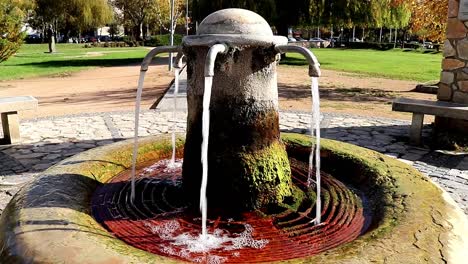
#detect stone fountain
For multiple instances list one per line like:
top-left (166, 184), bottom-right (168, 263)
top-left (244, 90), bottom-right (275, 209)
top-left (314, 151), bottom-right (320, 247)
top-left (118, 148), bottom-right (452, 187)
top-left (0, 8), bottom-right (467, 264)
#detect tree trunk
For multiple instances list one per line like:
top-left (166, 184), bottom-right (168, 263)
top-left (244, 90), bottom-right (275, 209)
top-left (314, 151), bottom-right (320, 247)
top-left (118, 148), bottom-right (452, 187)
top-left (276, 23), bottom-right (289, 58)
top-left (142, 23), bottom-right (148, 40)
top-left (183, 46), bottom-right (293, 212)
top-left (379, 27), bottom-right (383, 43)
top-left (132, 24), bottom-right (141, 42)
top-left (276, 23), bottom-right (289, 38)
top-left (47, 26), bottom-right (56, 53)
top-left (394, 28), bottom-right (398, 48)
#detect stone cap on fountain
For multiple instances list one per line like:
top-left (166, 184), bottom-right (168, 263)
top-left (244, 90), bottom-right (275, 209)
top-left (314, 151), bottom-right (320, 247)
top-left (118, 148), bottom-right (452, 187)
top-left (183, 8), bottom-right (287, 47)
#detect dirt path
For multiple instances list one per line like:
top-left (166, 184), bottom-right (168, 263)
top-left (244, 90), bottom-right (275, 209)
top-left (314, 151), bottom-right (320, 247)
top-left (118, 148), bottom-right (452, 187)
top-left (277, 66), bottom-right (436, 121)
top-left (0, 58), bottom-right (173, 119)
top-left (0, 63), bottom-right (435, 121)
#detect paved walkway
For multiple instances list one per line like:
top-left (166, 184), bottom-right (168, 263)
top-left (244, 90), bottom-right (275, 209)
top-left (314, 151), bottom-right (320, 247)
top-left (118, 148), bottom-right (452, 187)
top-left (0, 71), bottom-right (467, 216)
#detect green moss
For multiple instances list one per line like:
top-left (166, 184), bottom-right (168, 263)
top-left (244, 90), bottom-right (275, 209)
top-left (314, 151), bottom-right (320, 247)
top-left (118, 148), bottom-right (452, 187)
top-left (83, 136), bottom-right (185, 183)
top-left (279, 185), bottom-right (308, 212)
top-left (237, 141), bottom-right (293, 209)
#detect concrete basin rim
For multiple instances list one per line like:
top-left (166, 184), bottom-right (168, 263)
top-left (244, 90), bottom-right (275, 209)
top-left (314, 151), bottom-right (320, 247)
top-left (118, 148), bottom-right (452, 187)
top-left (0, 133), bottom-right (466, 263)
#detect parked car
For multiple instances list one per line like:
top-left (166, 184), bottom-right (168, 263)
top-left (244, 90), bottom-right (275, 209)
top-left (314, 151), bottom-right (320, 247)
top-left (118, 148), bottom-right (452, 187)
top-left (348, 38), bottom-right (362, 42)
top-left (98, 36), bottom-right (111, 42)
top-left (309, 37), bottom-right (325, 43)
top-left (295, 37), bottom-right (307, 41)
top-left (422, 41), bottom-right (433, 49)
top-left (87, 37), bottom-right (97, 43)
top-left (288, 37), bottom-right (297, 42)
top-left (25, 34), bottom-right (42, 44)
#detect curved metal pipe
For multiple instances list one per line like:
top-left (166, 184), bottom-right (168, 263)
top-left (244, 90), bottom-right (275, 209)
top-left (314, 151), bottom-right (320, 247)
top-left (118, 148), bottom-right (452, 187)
top-left (174, 52), bottom-right (185, 69)
top-left (204, 44), bottom-right (228, 77)
top-left (140, 46), bottom-right (182, 72)
top-left (275, 45), bottom-right (321, 77)
top-left (131, 45), bottom-right (182, 202)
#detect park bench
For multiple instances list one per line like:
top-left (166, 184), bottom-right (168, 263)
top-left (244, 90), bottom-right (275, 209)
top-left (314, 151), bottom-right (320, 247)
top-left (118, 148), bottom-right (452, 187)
top-left (392, 97), bottom-right (468, 145)
top-left (0, 96), bottom-right (38, 144)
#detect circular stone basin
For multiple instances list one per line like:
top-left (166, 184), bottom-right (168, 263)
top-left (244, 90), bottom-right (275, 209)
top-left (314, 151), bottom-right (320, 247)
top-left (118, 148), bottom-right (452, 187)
top-left (1, 134), bottom-right (467, 263)
top-left (91, 158), bottom-right (370, 263)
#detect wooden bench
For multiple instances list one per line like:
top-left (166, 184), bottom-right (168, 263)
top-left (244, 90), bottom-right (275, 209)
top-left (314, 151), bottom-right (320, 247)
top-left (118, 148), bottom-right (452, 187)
top-left (0, 96), bottom-right (38, 144)
top-left (392, 98), bottom-right (468, 145)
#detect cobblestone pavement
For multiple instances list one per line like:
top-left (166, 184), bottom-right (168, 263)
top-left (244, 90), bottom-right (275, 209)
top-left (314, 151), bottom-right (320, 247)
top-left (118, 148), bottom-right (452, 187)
top-left (0, 109), bottom-right (466, 216)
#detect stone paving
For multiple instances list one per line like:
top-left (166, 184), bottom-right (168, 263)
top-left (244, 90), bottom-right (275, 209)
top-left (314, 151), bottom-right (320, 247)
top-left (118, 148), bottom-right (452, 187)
top-left (0, 109), bottom-right (466, 216)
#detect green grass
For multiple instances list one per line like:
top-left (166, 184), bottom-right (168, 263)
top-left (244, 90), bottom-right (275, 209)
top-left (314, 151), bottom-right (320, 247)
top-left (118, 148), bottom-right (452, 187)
top-left (1, 45), bottom-right (443, 82)
top-left (0, 44), bottom-right (153, 80)
top-left (280, 48), bottom-right (442, 82)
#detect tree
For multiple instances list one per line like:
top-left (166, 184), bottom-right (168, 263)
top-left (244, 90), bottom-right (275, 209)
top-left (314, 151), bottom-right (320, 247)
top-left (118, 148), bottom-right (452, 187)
top-left (274, 0), bottom-right (309, 36)
top-left (148, 0), bottom-right (186, 34)
top-left (31, 0), bottom-right (113, 51)
top-left (192, 0), bottom-right (307, 37)
top-left (409, 0), bottom-right (448, 42)
top-left (0, 0), bottom-right (30, 63)
top-left (113, 0), bottom-right (156, 41)
top-left (108, 23), bottom-right (121, 39)
top-left (66, 0), bottom-right (113, 33)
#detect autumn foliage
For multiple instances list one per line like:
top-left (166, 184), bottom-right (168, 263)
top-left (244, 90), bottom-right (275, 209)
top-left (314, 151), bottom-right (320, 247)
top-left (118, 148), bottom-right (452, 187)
top-left (409, 0), bottom-right (448, 42)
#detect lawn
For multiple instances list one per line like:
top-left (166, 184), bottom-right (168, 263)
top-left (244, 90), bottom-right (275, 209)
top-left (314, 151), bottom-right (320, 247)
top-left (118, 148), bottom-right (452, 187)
top-left (1, 45), bottom-right (442, 82)
top-left (0, 44), bottom-right (153, 80)
top-left (281, 48), bottom-right (442, 82)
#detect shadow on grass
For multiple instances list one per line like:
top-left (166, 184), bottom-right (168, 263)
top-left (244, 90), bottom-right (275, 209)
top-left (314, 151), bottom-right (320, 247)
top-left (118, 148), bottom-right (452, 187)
top-left (401, 49), bottom-right (441, 55)
top-left (9, 57), bottom-right (168, 68)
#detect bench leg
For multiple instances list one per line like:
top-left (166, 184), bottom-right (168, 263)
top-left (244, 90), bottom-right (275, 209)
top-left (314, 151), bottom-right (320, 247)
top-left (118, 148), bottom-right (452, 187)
top-left (1, 111), bottom-right (20, 144)
top-left (409, 113), bottom-right (424, 145)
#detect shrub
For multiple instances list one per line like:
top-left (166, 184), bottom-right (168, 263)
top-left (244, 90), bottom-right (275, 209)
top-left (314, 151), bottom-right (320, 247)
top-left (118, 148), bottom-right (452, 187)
top-left (0, 0), bottom-right (27, 63)
top-left (145, 34), bottom-right (183, 47)
top-left (122, 35), bottom-right (132, 45)
top-left (346, 42), bottom-right (396, 50)
top-left (83, 41), bottom-right (129, 48)
top-left (404, 43), bottom-right (422, 50)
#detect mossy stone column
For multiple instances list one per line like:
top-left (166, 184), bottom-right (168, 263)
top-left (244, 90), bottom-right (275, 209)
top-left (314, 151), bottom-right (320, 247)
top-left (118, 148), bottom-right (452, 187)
top-left (182, 9), bottom-right (292, 211)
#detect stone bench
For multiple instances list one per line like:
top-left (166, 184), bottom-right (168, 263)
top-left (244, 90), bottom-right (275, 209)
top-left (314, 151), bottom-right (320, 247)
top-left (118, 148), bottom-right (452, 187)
top-left (392, 98), bottom-right (468, 145)
top-left (0, 96), bottom-right (38, 144)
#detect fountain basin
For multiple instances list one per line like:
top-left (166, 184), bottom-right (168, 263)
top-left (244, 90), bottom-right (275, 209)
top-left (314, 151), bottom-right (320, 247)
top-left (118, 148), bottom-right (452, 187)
top-left (0, 134), bottom-right (466, 263)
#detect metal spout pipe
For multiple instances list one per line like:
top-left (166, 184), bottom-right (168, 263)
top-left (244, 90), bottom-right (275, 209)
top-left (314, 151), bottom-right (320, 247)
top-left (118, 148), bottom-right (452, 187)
top-left (204, 44), bottom-right (228, 77)
top-left (275, 45), bottom-right (321, 77)
top-left (131, 45), bottom-right (183, 202)
top-left (174, 52), bottom-right (185, 69)
top-left (140, 46), bottom-right (182, 72)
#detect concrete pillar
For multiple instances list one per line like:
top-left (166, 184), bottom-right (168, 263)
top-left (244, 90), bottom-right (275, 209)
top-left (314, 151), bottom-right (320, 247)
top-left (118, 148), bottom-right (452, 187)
top-left (1, 111), bottom-right (20, 144)
top-left (181, 9), bottom-right (293, 212)
top-left (437, 0), bottom-right (468, 133)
